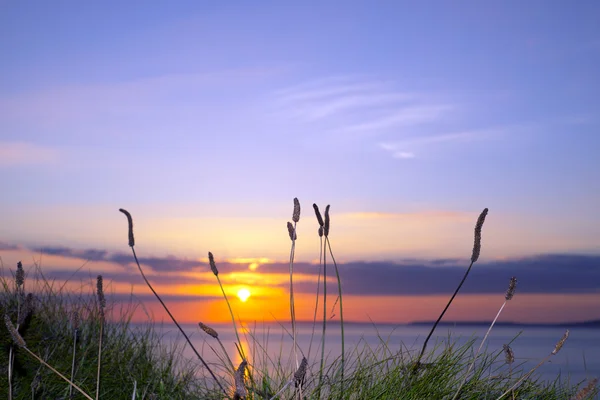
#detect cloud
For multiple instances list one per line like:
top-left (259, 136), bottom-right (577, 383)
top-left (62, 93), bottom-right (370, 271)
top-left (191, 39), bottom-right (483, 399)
top-left (393, 151), bottom-right (415, 159)
top-left (271, 76), bottom-right (451, 135)
top-left (377, 127), bottom-right (508, 159)
top-left (8, 242), bottom-right (600, 296)
top-left (293, 254), bottom-right (600, 296)
top-left (0, 242), bottom-right (20, 251)
top-left (338, 105), bottom-right (453, 133)
top-left (0, 142), bottom-right (60, 166)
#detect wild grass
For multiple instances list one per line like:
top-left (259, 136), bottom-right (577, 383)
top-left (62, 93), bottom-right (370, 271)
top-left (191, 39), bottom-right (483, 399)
top-left (1, 200), bottom-right (598, 399)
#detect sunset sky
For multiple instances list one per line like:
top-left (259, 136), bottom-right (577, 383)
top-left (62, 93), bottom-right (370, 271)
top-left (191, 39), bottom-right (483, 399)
top-left (1, 1), bottom-right (599, 325)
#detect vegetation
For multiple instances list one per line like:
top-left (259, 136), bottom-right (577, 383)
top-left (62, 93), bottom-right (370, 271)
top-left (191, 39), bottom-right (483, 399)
top-left (1, 201), bottom-right (598, 399)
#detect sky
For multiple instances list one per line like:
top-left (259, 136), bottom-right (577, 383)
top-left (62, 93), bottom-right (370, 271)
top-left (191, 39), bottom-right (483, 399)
top-left (1, 1), bottom-right (599, 325)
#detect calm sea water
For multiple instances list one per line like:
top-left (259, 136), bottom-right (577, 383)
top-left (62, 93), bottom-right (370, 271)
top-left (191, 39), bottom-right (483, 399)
top-left (155, 322), bottom-right (599, 391)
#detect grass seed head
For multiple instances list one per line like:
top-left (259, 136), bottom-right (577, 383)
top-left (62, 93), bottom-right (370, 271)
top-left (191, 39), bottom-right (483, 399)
top-left (97, 275), bottom-right (106, 317)
top-left (503, 344), bottom-right (515, 364)
top-left (552, 329), bottom-right (569, 355)
top-left (15, 261), bottom-right (25, 288)
top-left (505, 276), bottom-right (517, 301)
top-left (471, 208), bottom-right (488, 263)
top-left (293, 197), bottom-right (300, 223)
top-left (234, 360), bottom-right (248, 399)
top-left (71, 310), bottom-right (80, 332)
top-left (294, 357), bottom-right (308, 388)
top-left (208, 252), bottom-right (219, 276)
top-left (324, 205), bottom-right (331, 237)
top-left (287, 221), bottom-right (297, 241)
top-left (4, 314), bottom-right (26, 348)
top-left (571, 378), bottom-right (599, 400)
top-left (313, 203), bottom-right (324, 227)
top-left (198, 322), bottom-right (219, 339)
top-left (118, 208), bottom-right (135, 247)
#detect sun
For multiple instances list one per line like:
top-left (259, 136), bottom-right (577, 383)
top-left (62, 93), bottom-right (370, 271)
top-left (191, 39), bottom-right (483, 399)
top-left (237, 288), bottom-right (251, 302)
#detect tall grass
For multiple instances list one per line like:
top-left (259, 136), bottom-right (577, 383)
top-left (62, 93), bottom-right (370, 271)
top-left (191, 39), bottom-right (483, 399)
top-left (1, 201), bottom-right (598, 399)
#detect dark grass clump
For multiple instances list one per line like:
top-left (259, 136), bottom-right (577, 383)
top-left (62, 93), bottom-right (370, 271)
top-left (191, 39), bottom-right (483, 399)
top-left (0, 264), bottom-right (216, 399)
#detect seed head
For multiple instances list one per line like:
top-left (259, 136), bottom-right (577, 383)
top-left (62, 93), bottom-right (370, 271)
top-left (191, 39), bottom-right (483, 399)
top-left (505, 277), bottom-right (517, 301)
top-left (208, 252), bottom-right (219, 276)
top-left (294, 357), bottom-right (308, 388)
top-left (292, 198), bottom-right (301, 223)
top-left (471, 208), bottom-right (488, 263)
top-left (571, 378), bottom-right (599, 400)
top-left (503, 344), bottom-right (514, 365)
top-left (15, 261), bottom-right (24, 288)
top-left (198, 322), bottom-right (219, 339)
top-left (97, 275), bottom-right (106, 317)
top-left (71, 310), bottom-right (80, 332)
top-left (313, 203), bottom-right (324, 227)
top-left (4, 314), bottom-right (26, 348)
top-left (552, 329), bottom-right (569, 355)
top-left (287, 221), bottom-right (297, 241)
top-left (118, 208), bottom-right (135, 247)
top-left (234, 360), bottom-right (247, 399)
top-left (324, 205), bottom-right (331, 237)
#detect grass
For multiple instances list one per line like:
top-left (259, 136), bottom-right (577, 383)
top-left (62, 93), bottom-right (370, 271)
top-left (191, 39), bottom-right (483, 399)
top-left (1, 200), bottom-right (598, 399)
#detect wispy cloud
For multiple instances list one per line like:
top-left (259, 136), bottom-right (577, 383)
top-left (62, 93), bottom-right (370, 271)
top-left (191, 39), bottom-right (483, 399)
top-left (271, 76), bottom-right (451, 134)
top-left (378, 127), bottom-right (508, 159)
top-left (0, 142), bottom-right (60, 166)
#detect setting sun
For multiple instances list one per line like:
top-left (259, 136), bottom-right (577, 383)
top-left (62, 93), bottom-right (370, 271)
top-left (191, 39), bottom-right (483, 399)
top-left (237, 288), bottom-right (251, 302)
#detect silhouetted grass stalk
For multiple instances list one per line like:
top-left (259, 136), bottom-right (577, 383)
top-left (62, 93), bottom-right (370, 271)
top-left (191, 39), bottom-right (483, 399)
top-left (95, 275), bottom-right (105, 400)
top-left (199, 321), bottom-right (236, 374)
top-left (325, 211), bottom-right (345, 395)
top-left (287, 197), bottom-right (301, 370)
top-left (118, 208), bottom-right (227, 397)
top-left (209, 251), bottom-right (247, 363)
top-left (413, 208), bottom-right (488, 373)
top-left (317, 205), bottom-right (331, 396)
top-left (69, 311), bottom-right (79, 399)
top-left (453, 276), bottom-right (517, 399)
top-left (307, 203), bottom-right (325, 362)
top-left (7, 261), bottom-right (25, 400)
top-left (497, 330), bottom-right (569, 400)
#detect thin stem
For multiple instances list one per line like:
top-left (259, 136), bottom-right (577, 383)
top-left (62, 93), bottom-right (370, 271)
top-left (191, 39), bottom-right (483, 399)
top-left (8, 346), bottom-right (13, 400)
top-left (327, 237), bottom-right (344, 396)
top-left (130, 247), bottom-right (227, 396)
top-left (216, 273), bottom-right (246, 361)
top-left (307, 236), bottom-right (323, 361)
top-left (413, 260), bottom-right (475, 373)
top-left (289, 221), bottom-right (299, 370)
top-left (453, 301), bottom-right (507, 399)
top-left (318, 238), bottom-right (327, 396)
top-left (70, 330), bottom-right (78, 399)
top-left (496, 354), bottom-right (552, 400)
top-left (95, 320), bottom-right (104, 400)
top-left (21, 346), bottom-right (94, 400)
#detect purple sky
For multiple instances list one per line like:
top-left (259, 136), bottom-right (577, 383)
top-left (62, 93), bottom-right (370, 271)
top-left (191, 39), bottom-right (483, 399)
top-left (1, 1), bottom-right (599, 323)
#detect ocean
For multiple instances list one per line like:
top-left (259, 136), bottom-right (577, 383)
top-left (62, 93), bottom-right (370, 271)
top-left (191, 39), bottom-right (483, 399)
top-left (155, 321), bottom-right (600, 391)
